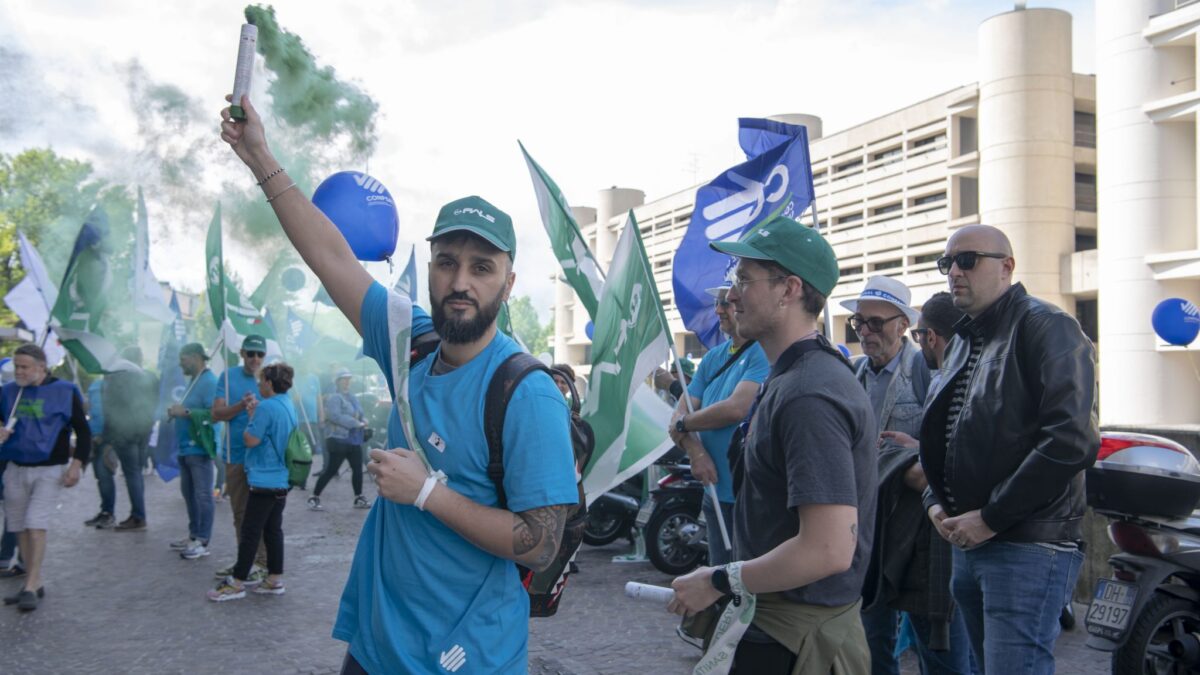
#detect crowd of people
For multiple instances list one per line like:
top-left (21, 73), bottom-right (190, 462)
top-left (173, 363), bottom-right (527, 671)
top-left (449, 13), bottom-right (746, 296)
top-left (0, 92), bottom-right (1099, 674)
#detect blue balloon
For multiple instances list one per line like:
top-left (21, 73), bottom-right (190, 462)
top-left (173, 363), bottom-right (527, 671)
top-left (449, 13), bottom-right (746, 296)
top-left (311, 171), bottom-right (399, 261)
top-left (1152, 298), bottom-right (1200, 346)
top-left (836, 344), bottom-right (851, 359)
top-left (585, 321), bottom-right (595, 340)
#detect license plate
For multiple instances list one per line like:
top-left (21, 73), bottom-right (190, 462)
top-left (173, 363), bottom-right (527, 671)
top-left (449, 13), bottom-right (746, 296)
top-left (635, 500), bottom-right (654, 528)
top-left (1086, 578), bottom-right (1138, 639)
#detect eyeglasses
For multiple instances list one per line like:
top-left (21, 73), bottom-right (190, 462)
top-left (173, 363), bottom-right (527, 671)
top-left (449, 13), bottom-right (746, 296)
top-left (937, 251), bottom-right (1008, 275)
top-left (732, 276), bottom-right (788, 293)
top-left (848, 313), bottom-right (905, 334)
top-left (910, 328), bottom-right (930, 343)
top-left (243, 351), bottom-right (266, 359)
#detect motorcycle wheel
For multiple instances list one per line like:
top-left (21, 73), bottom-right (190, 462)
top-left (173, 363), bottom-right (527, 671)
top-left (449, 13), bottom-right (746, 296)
top-left (582, 512), bottom-right (627, 547)
top-left (1112, 591), bottom-right (1200, 675)
top-left (646, 503), bottom-right (707, 575)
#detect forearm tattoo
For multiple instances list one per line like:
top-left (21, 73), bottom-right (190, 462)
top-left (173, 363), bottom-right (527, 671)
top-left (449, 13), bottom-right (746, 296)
top-left (512, 504), bottom-right (570, 570)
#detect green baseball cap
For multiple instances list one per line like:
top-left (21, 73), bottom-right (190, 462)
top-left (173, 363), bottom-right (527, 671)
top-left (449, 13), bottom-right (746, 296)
top-left (427, 195), bottom-right (516, 259)
top-left (710, 216), bottom-right (840, 297)
top-left (180, 343), bottom-right (209, 360)
top-left (241, 334), bottom-right (268, 352)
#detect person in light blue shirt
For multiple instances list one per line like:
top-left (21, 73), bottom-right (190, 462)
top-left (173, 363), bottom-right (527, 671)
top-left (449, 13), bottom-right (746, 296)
top-left (165, 343), bottom-right (219, 560)
top-left (221, 103), bottom-right (580, 675)
top-left (207, 362), bottom-right (297, 601)
top-left (211, 335), bottom-right (266, 580)
top-left (668, 284), bottom-right (769, 566)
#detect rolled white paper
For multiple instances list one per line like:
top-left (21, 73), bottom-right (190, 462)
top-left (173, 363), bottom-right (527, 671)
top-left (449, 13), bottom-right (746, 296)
top-left (624, 581), bottom-right (675, 604)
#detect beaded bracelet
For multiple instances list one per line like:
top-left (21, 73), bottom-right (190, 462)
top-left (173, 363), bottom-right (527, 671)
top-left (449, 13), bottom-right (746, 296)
top-left (256, 166), bottom-right (285, 186)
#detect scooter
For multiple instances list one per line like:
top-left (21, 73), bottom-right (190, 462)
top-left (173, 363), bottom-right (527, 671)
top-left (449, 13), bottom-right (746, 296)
top-left (1084, 432), bottom-right (1200, 674)
top-left (643, 461), bottom-right (708, 575)
top-left (584, 473), bottom-right (643, 547)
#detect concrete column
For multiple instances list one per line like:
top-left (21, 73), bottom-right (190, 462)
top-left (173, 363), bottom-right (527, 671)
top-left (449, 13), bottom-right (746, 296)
top-left (594, 188), bottom-right (645, 268)
top-left (1097, 0), bottom-right (1200, 425)
top-left (978, 7), bottom-right (1076, 313)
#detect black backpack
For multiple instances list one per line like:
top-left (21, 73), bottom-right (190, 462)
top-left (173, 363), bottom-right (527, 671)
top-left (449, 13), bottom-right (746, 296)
top-left (484, 353), bottom-right (593, 618)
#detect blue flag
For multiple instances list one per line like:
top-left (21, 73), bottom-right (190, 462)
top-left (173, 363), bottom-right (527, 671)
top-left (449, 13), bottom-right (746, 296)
top-left (672, 118), bottom-right (815, 348)
top-left (285, 308), bottom-right (319, 353)
top-left (151, 292), bottom-right (187, 482)
top-left (392, 245), bottom-right (418, 301)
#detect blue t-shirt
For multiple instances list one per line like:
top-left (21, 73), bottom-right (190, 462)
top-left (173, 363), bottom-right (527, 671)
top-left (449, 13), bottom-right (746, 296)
top-left (687, 338), bottom-right (770, 503)
top-left (243, 394), bottom-right (297, 489)
top-left (214, 366), bottom-right (261, 464)
top-left (177, 370), bottom-right (218, 457)
top-left (333, 282), bottom-right (577, 675)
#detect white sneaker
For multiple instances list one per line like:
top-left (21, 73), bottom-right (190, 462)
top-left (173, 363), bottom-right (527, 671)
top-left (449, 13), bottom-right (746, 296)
top-left (180, 539), bottom-right (210, 560)
top-left (168, 537), bottom-right (190, 550)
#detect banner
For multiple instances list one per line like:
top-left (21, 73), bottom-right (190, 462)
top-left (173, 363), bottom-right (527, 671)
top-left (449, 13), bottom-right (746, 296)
top-left (520, 142), bottom-right (604, 316)
top-left (672, 118), bottom-right (815, 348)
top-left (392, 245), bottom-right (419, 302)
top-left (131, 188), bottom-right (175, 324)
top-left (204, 204), bottom-right (282, 359)
top-left (151, 292), bottom-right (187, 482)
top-left (581, 212), bottom-right (672, 497)
top-left (50, 208), bottom-right (136, 373)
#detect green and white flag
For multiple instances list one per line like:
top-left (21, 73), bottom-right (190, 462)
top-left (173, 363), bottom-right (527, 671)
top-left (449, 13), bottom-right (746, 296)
top-left (204, 204), bottom-right (282, 362)
top-left (131, 188), bottom-right (175, 324)
top-left (581, 212), bottom-right (672, 497)
top-left (50, 207), bottom-right (137, 374)
top-left (520, 142), bottom-right (605, 316)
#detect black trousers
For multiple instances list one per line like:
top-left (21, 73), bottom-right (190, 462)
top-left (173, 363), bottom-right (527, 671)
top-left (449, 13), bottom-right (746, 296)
top-left (233, 489), bottom-right (286, 579)
top-left (313, 438), bottom-right (363, 497)
top-left (730, 635), bottom-right (798, 673)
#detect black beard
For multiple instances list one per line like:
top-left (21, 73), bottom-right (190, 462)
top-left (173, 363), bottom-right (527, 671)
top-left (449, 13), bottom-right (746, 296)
top-left (431, 289), bottom-right (505, 345)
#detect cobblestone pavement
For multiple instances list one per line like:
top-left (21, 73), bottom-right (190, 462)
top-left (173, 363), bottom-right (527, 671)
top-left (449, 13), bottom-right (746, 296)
top-left (0, 465), bottom-right (1111, 674)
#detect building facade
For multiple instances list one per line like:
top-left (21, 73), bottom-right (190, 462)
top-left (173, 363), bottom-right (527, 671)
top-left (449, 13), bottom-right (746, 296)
top-left (555, 5), bottom-right (1195, 427)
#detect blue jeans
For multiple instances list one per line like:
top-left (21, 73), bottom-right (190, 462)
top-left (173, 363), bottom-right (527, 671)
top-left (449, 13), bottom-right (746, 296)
top-left (951, 541), bottom-right (1083, 675)
top-left (95, 439), bottom-right (147, 519)
top-left (862, 603), bottom-right (973, 675)
top-left (701, 493), bottom-right (735, 566)
top-left (178, 454), bottom-right (214, 543)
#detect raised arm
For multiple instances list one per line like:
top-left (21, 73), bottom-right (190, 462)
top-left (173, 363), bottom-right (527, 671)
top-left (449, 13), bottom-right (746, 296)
top-left (219, 95), bottom-right (373, 334)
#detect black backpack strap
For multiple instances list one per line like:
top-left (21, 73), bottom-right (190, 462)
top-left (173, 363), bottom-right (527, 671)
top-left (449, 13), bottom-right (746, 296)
top-left (484, 353), bottom-right (552, 511)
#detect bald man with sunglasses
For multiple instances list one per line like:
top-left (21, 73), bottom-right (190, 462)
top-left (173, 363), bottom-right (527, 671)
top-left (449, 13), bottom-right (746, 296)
top-left (919, 225), bottom-right (1098, 674)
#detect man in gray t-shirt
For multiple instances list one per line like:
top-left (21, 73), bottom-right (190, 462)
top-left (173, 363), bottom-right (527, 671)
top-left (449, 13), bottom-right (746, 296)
top-left (669, 215), bottom-right (876, 674)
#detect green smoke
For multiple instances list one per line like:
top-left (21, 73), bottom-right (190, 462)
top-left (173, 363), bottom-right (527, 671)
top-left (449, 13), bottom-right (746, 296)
top-left (244, 4), bottom-right (379, 160)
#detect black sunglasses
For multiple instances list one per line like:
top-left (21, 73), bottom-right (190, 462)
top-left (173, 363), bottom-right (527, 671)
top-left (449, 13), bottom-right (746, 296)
top-left (713, 299), bottom-right (731, 308)
top-left (937, 251), bottom-right (1008, 275)
top-left (910, 328), bottom-right (930, 343)
top-left (848, 314), bottom-right (905, 334)
top-left (243, 351), bottom-right (266, 358)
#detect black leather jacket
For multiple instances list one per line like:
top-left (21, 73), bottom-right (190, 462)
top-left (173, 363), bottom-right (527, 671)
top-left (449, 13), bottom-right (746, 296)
top-left (919, 284), bottom-right (1099, 543)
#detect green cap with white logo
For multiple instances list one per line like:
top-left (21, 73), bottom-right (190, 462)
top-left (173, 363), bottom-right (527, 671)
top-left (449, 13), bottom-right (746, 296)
top-left (428, 195), bottom-right (516, 260)
top-left (710, 215), bottom-right (840, 297)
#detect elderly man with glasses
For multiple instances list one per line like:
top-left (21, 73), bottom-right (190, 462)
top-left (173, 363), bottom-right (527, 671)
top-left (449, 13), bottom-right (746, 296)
top-left (211, 334), bottom-right (270, 586)
top-left (920, 225), bottom-right (1098, 674)
top-left (842, 277), bottom-right (972, 675)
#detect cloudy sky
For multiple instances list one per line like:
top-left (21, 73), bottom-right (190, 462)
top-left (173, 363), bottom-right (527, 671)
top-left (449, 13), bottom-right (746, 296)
top-left (0, 0), bottom-right (1094, 320)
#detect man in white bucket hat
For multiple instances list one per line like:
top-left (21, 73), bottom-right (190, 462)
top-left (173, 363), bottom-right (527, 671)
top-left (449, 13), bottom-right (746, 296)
top-left (843, 277), bottom-right (971, 675)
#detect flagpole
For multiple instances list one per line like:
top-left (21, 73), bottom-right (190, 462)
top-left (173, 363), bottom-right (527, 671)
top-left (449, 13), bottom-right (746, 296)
top-left (808, 193), bottom-right (833, 341)
top-left (629, 212), bottom-right (732, 552)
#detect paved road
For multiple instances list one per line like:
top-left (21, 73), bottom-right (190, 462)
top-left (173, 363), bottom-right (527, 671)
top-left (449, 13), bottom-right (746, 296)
top-left (0, 464), bottom-right (1111, 674)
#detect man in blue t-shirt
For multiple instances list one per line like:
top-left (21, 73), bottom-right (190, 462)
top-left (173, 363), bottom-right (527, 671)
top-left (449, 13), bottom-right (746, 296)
top-left (221, 98), bottom-right (579, 675)
top-left (166, 343), bottom-right (219, 560)
top-left (668, 284), bottom-right (768, 567)
top-left (212, 335), bottom-right (266, 582)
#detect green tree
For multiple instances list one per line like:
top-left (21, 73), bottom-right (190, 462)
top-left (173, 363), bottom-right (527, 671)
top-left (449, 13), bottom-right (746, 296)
top-left (508, 295), bottom-right (554, 356)
top-left (0, 148), bottom-right (134, 350)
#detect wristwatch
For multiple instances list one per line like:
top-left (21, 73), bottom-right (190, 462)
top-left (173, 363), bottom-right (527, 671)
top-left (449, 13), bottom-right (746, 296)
top-left (674, 416), bottom-right (688, 434)
top-left (710, 565), bottom-right (732, 596)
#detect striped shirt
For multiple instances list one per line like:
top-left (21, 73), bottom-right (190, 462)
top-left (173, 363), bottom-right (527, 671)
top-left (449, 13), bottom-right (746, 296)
top-left (942, 333), bottom-right (984, 511)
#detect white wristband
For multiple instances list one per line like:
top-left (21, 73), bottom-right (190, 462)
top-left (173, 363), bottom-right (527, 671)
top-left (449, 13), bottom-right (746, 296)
top-left (414, 475), bottom-right (439, 511)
